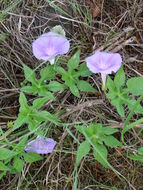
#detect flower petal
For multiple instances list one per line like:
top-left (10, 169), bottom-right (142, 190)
top-left (25, 137), bottom-right (56, 154)
top-left (32, 32), bottom-right (70, 61)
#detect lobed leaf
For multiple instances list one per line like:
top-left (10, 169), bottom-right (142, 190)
top-left (33, 97), bottom-right (49, 109)
top-left (93, 143), bottom-right (108, 168)
top-left (23, 64), bottom-right (36, 83)
top-left (127, 77), bottom-right (143, 96)
top-left (78, 63), bottom-right (92, 77)
top-left (114, 66), bottom-right (125, 90)
top-left (13, 114), bottom-right (26, 130)
top-left (67, 50), bottom-right (80, 71)
top-left (23, 152), bottom-right (42, 163)
top-left (0, 148), bottom-right (14, 160)
top-left (0, 162), bottom-right (11, 171)
top-left (13, 157), bottom-right (23, 173)
top-left (103, 127), bottom-right (119, 135)
top-left (40, 65), bottom-right (56, 81)
top-left (112, 98), bottom-right (125, 117)
top-left (21, 85), bottom-right (38, 94)
top-left (103, 136), bottom-right (122, 148)
top-left (77, 80), bottom-right (97, 93)
top-left (70, 83), bottom-right (80, 98)
top-left (76, 141), bottom-right (90, 165)
top-left (48, 81), bottom-right (66, 92)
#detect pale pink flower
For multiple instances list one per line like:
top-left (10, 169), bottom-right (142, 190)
top-left (25, 137), bottom-right (56, 154)
top-left (85, 51), bottom-right (122, 87)
top-left (32, 32), bottom-right (70, 64)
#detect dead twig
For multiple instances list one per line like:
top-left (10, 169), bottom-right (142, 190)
top-left (61, 99), bottom-right (103, 119)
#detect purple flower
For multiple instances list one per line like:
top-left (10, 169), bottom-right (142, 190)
top-left (32, 32), bottom-right (70, 64)
top-left (85, 51), bottom-right (122, 87)
top-left (25, 136), bottom-right (56, 154)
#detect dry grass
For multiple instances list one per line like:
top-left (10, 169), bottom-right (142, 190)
top-left (0, 0), bottom-right (143, 189)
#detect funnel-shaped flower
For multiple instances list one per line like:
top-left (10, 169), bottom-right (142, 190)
top-left (25, 137), bottom-right (56, 154)
top-left (85, 51), bottom-right (122, 88)
top-left (32, 32), bottom-right (70, 64)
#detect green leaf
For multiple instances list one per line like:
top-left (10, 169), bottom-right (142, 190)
top-left (19, 92), bottom-right (27, 106)
top-left (76, 141), bottom-right (90, 165)
top-left (93, 143), bottom-right (108, 168)
top-left (28, 119), bottom-right (39, 132)
top-left (0, 162), bottom-right (11, 171)
top-left (107, 76), bottom-right (116, 92)
top-left (0, 148), bottom-right (14, 160)
top-left (63, 72), bottom-right (75, 87)
top-left (114, 66), bottom-right (125, 90)
top-left (33, 97), bottom-right (49, 109)
top-left (13, 157), bottom-right (23, 173)
top-left (23, 153), bottom-right (43, 163)
top-left (112, 187), bottom-right (118, 190)
top-left (67, 50), bottom-right (80, 70)
top-left (38, 89), bottom-right (55, 100)
top-left (128, 147), bottom-right (143, 162)
top-left (106, 91), bottom-right (117, 100)
top-left (86, 124), bottom-right (103, 139)
top-left (14, 136), bottom-right (28, 152)
top-left (37, 111), bottom-right (60, 125)
top-left (47, 81), bottom-right (66, 92)
top-left (40, 65), bottom-right (56, 81)
top-left (103, 127), bottom-right (119, 135)
top-left (21, 85), bottom-right (38, 94)
top-left (23, 64), bottom-right (36, 83)
top-left (127, 77), bottom-right (143, 96)
top-left (77, 80), bottom-right (97, 93)
top-left (103, 136), bottom-right (122, 148)
top-left (127, 100), bottom-right (143, 114)
top-left (70, 83), bottom-right (80, 98)
top-left (112, 98), bottom-right (125, 117)
top-left (19, 92), bottom-right (29, 112)
top-left (128, 154), bottom-right (143, 161)
top-left (13, 114), bottom-right (28, 130)
top-left (78, 63), bottom-right (92, 77)
top-left (122, 118), bottom-right (143, 136)
top-left (75, 125), bottom-right (85, 133)
top-left (55, 66), bottom-right (67, 75)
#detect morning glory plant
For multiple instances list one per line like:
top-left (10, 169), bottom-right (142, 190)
top-left (25, 136), bottom-right (56, 154)
top-left (75, 123), bottom-right (122, 168)
top-left (21, 64), bottom-right (56, 99)
top-left (85, 51), bottom-right (122, 90)
top-left (106, 66), bottom-right (143, 117)
top-left (32, 28), bottom-right (70, 64)
top-left (55, 50), bottom-right (96, 97)
top-left (2, 23), bottom-right (143, 187)
top-left (13, 92), bottom-right (59, 132)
